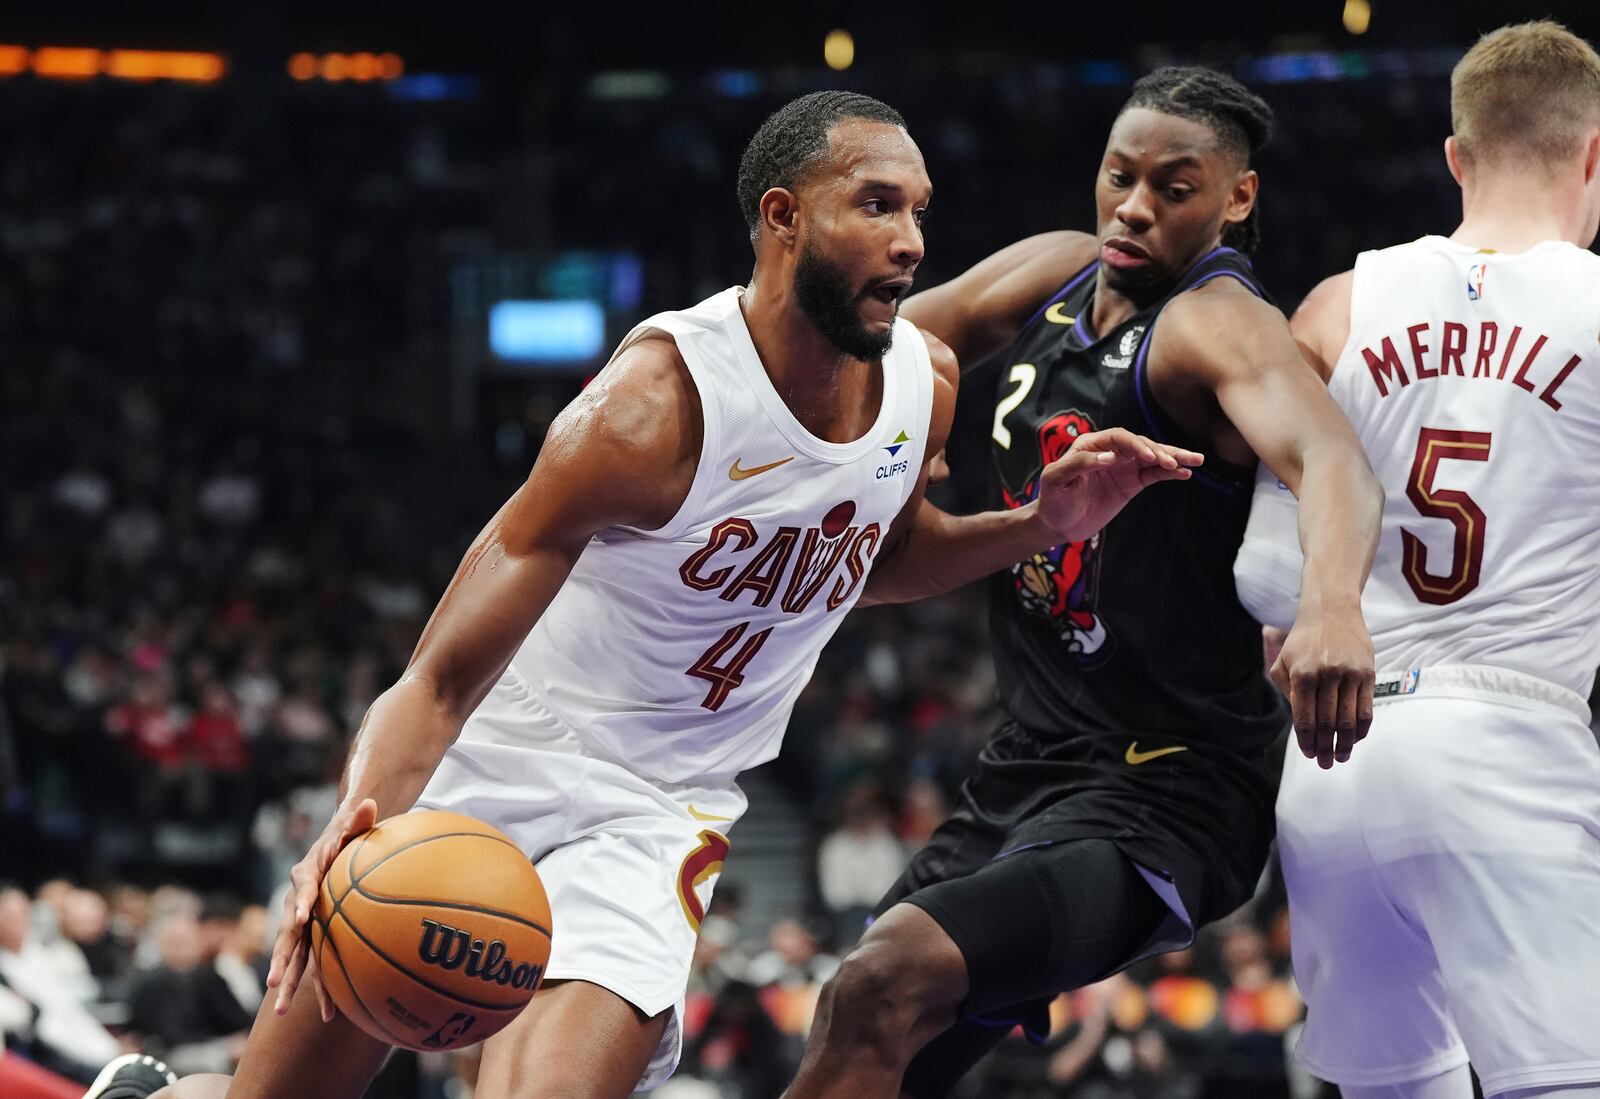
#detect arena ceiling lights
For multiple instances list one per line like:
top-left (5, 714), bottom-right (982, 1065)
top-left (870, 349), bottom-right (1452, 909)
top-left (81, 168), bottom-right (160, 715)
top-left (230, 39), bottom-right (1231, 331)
top-left (0, 45), bottom-right (225, 82)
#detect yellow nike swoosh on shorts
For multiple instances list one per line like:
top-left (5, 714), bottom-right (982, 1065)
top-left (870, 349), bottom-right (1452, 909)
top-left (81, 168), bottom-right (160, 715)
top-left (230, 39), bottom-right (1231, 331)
top-left (687, 804), bottom-right (734, 822)
top-left (728, 456), bottom-right (795, 481)
top-left (1124, 742), bottom-right (1188, 766)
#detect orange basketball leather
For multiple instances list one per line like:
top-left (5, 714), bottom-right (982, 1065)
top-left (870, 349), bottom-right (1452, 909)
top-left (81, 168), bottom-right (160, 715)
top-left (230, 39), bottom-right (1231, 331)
top-left (312, 810), bottom-right (553, 1051)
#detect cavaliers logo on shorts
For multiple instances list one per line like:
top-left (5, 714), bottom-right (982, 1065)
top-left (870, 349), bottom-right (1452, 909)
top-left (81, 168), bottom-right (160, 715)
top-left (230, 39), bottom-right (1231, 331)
top-left (675, 830), bottom-right (731, 931)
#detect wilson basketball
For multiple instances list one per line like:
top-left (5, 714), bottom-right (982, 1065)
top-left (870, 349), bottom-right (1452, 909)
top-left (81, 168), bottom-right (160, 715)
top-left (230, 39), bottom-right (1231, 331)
top-left (311, 810), bottom-right (552, 1052)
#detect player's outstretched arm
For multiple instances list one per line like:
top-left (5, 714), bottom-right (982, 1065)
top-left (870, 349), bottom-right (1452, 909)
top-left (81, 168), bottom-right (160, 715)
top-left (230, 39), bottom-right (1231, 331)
top-left (1157, 285), bottom-right (1382, 770)
top-left (900, 231), bottom-right (1097, 369)
top-left (860, 333), bottom-right (1199, 607)
top-left (267, 335), bottom-right (699, 1018)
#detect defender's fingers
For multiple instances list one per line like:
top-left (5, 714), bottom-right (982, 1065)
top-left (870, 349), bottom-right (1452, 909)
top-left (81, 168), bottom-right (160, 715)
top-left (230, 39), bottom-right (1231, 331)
top-left (1354, 671), bottom-right (1375, 742)
top-left (1076, 428), bottom-right (1158, 462)
top-left (1289, 667), bottom-right (1319, 759)
top-left (1139, 464), bottom-right (1193, 486)
top-left (1334, 675), bottom-right (1360, 763)
top-left (1269, 652), bottom-right (1291, 697)
top-left (1157, 444), bottom-right (1205, 467)
top-left (1314, 671), bottom-right (1339, 769)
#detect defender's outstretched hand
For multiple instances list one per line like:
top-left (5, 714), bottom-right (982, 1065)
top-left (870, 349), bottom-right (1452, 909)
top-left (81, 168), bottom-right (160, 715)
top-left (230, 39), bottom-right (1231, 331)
top-left (266, 796), bottom-right (379, 1021)
top-left (1035, 428), bottom-right (1203, 543)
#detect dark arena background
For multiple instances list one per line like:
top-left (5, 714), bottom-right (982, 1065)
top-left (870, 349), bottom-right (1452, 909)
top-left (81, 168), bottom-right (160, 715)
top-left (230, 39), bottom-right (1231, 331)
top-left (4, 3), bottom-right (1599, 1098)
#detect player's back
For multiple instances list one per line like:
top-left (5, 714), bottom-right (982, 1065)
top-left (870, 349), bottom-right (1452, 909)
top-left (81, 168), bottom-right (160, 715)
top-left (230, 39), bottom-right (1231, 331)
top-left (1332, 236), bottom-right (1600, 696)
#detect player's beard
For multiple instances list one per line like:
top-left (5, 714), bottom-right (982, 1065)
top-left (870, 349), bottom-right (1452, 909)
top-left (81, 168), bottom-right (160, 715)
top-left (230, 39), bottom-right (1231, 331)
top-left (794, 244), bottom-right (896, 361)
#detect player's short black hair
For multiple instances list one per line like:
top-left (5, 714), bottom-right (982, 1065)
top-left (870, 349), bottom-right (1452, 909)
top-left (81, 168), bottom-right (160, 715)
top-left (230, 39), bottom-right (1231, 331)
top-left (1121, 66), bottom-right (1275, 255)
top-left (736, 91), bottom-right (906, 243)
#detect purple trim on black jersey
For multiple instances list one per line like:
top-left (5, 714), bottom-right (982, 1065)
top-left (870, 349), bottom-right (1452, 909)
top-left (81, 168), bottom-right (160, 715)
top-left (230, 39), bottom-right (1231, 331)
top-left (1131, 266), bottom-right (1262, 497)
top-left (1186, 268), bottom-right (1264, 299)
top-left (993, 839), bottom-right (1057, 861)
top-left (1019, 259), bottom-right (1100, 332)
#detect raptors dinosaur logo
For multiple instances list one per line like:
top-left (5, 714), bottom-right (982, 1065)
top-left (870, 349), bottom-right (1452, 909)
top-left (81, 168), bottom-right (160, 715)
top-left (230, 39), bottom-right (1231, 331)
top-left (999, 410), bottom-right (1113, 665)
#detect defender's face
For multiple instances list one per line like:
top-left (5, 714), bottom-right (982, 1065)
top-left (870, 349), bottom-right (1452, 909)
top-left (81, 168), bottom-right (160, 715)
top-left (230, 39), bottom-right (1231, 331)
top-left (792, 119), bottom-right (931, 345)
top-left (1095, 107), bottom-right (1252, 294)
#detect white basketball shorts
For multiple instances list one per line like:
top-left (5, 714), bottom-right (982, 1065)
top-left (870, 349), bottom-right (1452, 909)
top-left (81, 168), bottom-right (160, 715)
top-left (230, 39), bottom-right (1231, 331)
top-left (414, 664), bottom-right (746, 1091)
top-left (1277, 664), bottom-right (1600, 1095)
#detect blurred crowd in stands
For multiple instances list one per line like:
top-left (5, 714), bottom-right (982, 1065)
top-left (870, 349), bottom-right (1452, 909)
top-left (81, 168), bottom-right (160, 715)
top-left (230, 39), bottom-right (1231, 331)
top-left (0, 57), bottom-right (1576, 1098)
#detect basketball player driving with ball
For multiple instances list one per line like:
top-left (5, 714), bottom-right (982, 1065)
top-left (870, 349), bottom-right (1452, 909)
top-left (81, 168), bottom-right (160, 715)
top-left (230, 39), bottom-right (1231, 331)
top-left (91, 93), bottom-right (1198, 1099)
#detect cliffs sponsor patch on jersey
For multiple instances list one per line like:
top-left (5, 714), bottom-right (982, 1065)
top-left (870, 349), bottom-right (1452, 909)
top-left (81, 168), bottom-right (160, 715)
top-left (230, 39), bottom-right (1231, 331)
top-left (877, 429), bottom-right (914, 479)
top-left (998, 410), bottom-right (1112, 664)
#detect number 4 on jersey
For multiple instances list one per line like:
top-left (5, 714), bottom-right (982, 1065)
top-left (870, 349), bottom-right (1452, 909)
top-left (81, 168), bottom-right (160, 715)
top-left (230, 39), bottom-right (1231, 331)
top-left (687, 622), bottom-right (774, 710)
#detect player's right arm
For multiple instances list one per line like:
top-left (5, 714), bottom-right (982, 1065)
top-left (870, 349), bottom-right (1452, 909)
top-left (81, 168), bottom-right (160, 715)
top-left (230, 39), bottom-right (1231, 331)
top-left (268, 334), bottom-right (701, 1018)
top-left (900, 231), bottom-right (1098, 369)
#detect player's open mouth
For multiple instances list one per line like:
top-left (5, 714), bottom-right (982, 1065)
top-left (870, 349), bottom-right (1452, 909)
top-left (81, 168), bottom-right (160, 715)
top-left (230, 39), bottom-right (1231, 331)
top-left (866, 279), bottom-right (911, 306)
top-left (1101, 239), bottom-right (1152, 269)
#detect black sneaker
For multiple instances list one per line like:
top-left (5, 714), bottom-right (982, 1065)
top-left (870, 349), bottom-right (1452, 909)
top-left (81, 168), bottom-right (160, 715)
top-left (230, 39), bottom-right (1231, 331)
top-left (81, 1054), bottom-right (178, 1099)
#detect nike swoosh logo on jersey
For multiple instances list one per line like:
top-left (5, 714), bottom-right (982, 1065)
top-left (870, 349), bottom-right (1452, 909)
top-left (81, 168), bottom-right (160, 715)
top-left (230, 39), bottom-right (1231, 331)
top-left (687, 804), bottom-right (734, 822)
top-left (1044, 302), bottom-right (1075, 325)
top-left (729, 456), bottom-right (795, 481)
top-left (1125, 742), bottom-right (1188, 766)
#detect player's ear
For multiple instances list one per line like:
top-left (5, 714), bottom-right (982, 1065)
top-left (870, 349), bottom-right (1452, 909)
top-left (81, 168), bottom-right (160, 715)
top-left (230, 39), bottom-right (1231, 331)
top-left (1224, 169), bottom-right (1258, 229)
top-left (1583, 128), bottom-right (1600, 186)
top-left (1444, 136), bottom-right (1466, 186)
top-left (758, 187), bottom-right (800, 249)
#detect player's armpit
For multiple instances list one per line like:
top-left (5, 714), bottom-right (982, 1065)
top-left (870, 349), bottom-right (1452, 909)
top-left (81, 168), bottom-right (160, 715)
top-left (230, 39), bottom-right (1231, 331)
top-left (901, 231), bottom-right (1097, 368)
top-left (1287, 270), bottom-right (1354, 382)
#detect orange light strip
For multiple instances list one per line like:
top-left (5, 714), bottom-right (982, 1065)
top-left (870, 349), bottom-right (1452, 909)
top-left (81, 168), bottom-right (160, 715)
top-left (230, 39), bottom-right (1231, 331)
top-left (285, 51), bottom-right (405, 82)
top-left (31, 47), bottom-right (101, 79)
top-left (0, 45), bottom-right (227, 83)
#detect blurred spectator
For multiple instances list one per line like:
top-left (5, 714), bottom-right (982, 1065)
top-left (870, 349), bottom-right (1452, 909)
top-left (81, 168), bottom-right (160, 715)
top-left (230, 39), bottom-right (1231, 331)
top-left (201, 895), bottom-right (265, 1020)
top-left (897, 777), bottom-right (950, 849)
top-left (127, 899), bottom-right (251, 1074)
top-left (0, 883), bottom-right (123, 1080)
top-left (58, 887), bottom-right (121, 985)
top-left (814, 784), bottom-right (906, 948)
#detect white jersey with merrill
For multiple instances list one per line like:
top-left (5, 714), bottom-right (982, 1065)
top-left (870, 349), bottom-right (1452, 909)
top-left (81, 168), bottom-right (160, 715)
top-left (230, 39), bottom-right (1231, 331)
top-left (1237, 236), bottom-right (1600, 699)
top-left (503, 286), bottom-right (932, 784)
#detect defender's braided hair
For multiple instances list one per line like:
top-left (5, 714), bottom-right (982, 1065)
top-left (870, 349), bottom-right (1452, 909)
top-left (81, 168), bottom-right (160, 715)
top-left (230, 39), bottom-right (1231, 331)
top-left (1121, 67), bottom-right (1274, 255)
top-left (736, 91), bottom-right (906, 244)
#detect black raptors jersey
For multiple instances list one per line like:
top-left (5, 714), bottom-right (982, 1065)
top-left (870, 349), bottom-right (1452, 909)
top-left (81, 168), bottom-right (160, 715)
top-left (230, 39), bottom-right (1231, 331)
top-left (989, 246), bottom-right (1289, 753)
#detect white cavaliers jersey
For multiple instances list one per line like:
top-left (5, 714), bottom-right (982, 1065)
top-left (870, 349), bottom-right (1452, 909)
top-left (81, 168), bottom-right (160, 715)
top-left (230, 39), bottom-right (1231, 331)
top-left (504, 287), bottom-right (932, 784)
top-left (1237, 236), bottom-right (1600, 698)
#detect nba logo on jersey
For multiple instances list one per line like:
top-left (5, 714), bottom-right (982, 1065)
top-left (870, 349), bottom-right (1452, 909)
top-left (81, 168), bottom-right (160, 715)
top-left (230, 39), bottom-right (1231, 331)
top-left (1466, 263), bottom-right (1488, 301)
top-left (1374, 667), bottom-right (1423, 699)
